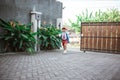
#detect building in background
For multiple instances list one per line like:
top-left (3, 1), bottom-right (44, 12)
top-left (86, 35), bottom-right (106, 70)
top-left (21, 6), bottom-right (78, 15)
top-left (0, 0), bottom-right (63, 26)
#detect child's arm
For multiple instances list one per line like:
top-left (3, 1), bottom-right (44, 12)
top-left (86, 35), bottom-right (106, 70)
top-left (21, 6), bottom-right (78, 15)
top-left (66, 33), bottom-right (70, 43)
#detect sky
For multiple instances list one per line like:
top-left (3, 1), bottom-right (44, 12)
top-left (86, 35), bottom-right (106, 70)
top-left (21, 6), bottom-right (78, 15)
top-left (57, 0), bottom-right (120, 24)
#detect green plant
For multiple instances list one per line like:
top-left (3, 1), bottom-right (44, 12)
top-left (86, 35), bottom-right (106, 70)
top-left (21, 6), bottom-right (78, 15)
top-left (0, 18), bottom-right (36, 53)
top-left (38, 25), bottom-right (62, 50)
top-left (69, 8), bottom-right (120, 33)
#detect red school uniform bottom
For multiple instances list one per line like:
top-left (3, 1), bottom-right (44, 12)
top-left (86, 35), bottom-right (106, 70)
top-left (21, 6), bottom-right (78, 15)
top-left (62, 40), bottom-right (68, 46)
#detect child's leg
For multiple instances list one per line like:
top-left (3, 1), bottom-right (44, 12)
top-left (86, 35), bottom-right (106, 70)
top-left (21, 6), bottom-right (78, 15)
top-left (64, 43), bottom-right (67, 50)
top-left (62, 40), bottom-right (68, 53)
top-left (62, 40), bottom-right (67, 50)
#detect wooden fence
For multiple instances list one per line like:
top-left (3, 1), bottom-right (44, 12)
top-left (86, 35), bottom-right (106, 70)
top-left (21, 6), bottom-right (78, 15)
top-left (80, 22), bottom-right (120, 53)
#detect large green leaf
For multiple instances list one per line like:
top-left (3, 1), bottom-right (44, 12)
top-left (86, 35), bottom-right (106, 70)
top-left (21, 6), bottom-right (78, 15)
top-left (5, 36), bottom-right (13, 40)
top-left (19, 40), bottom-right (23, 49)
top-left (21, 34), bottom-right (29, 40)
top-left (0, 18), bottom-right (10, 27)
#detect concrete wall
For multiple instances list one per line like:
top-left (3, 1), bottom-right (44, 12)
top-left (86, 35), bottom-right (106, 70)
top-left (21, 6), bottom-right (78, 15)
top-left (0, 0), bottom-right (63, 26)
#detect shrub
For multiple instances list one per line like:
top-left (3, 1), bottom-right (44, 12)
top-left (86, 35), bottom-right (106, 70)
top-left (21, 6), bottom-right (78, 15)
top-left (0, 18), bottom-right (36, 53)
top-left (38, 25), bottom-right (62, 50)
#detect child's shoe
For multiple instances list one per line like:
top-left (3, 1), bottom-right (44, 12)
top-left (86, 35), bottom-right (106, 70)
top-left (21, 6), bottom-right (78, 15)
top-left (63, 50), bottom-right (67, 53)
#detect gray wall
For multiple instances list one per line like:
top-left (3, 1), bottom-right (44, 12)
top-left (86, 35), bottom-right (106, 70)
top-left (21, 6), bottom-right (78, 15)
top-left (0, 0), bottom-right (63, 26)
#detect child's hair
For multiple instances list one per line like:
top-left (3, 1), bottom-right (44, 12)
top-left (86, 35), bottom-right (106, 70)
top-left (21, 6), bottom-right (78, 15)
top-left (62, 27), bottom-right (67, 30)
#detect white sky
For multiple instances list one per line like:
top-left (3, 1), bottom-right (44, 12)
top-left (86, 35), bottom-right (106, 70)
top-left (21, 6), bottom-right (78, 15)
top-left (57, 0), bottom-right (120, 24)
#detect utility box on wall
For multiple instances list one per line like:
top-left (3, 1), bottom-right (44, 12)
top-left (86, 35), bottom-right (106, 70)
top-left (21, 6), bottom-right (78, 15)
top-left (35, 14), bottom-right (41, 20)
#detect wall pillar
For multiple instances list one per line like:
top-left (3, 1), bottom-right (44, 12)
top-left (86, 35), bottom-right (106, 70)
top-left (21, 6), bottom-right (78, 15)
top-left (30, 7), bottom-right (42, 52)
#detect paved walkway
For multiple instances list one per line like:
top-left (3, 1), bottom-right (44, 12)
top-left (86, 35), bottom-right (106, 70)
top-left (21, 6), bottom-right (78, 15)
top-left (0, 49), bottom-right (120, 80)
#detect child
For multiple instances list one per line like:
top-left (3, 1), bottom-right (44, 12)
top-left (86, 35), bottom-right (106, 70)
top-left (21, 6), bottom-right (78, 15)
top-left (61, 27), bottom-right (69, 53)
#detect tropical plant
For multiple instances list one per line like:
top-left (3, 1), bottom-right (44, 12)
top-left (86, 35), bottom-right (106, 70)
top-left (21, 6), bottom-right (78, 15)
top-left (69, 8), bottom-right (120, 33)
top-left (0, 18), bottom-right (36, 53)
top-left (38, 25), bottom-right (62, 50)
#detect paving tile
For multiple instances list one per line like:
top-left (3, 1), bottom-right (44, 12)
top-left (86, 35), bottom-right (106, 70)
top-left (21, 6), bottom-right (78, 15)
top-left (0, 50), bottom-right (120, 80)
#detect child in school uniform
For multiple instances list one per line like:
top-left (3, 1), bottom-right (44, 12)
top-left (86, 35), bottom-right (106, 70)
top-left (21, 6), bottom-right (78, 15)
top-left (61, 27), bottom-right (69, 53)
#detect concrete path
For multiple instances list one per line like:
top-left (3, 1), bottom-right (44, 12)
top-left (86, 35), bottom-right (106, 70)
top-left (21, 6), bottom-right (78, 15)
top-left (0, 49), bottom-right (120, 80)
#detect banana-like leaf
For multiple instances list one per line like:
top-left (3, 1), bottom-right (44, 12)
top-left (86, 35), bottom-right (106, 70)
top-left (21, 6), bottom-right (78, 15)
top-left (19, 40), bottom-right (23, 49)
top-left (5, 36), bottom-right (12, 40)
top-left (0, 18), bottom-right (10, 27)
top-left (21, 34), bottom-right (29, 40)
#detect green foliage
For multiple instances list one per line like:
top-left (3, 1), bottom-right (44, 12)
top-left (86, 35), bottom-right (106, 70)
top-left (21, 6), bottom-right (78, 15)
top-left (0, 18), bottom-right (36, 53)
top-left (69, 8), bottom-right (120, 33)
top-left (38, 25), bottom-right (62, 50)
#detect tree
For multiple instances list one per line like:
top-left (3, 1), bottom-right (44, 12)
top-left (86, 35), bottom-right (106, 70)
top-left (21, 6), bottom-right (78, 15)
top-left (68, 8), bottom-right (120, 33)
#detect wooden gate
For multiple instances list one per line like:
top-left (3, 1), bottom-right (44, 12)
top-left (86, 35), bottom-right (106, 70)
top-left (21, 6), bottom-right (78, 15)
top-left (80, 22), bottom-right (120, 53)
